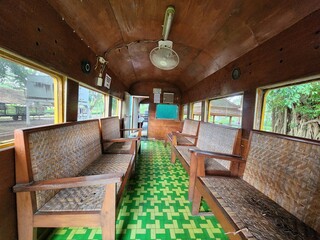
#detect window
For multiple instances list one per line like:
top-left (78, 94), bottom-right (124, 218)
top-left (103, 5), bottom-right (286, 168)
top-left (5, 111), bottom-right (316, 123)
top-left (78, 86), bottom-right (105, 120)
top-left (0, 55), bottom-right (61, 147)
top-left (260, 80), bottom-right (320, 140)
top-left (192, 101), bottom-right (202, 120)
top-left (111, 97), bottom-right (121, 117)
top-left (208, 95), bottom-right (243, 127)
top-left (156, 104), bottom-right (178, 119)
top-left (182, 104), bottom-right (188, 120)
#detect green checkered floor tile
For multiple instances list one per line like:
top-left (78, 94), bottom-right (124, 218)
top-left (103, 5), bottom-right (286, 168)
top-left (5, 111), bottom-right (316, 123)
top-left (49, 140), bottom-right (228, 240)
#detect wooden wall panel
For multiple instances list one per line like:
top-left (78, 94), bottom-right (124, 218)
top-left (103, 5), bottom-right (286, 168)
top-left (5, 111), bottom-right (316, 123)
top-left (0, 147), bottom-right (17, 240)
top-left (66, 79), bottom-right (79, 122)
top-left (130, 81), bottom-right (182, 139)
top-left (0, 0), bottom-right (126, 99)
top-left (182, 10), bottom-right (320, 138)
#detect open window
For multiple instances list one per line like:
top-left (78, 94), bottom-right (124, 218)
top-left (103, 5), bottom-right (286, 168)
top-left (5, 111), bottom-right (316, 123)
top-left (78, 85), bottom-right (106, 120)
top-left (208, 95), bottom-right (243, 127)
top-left (191, 101), bottom-right (202, 120)
top-left (257, 79), bottom-right (320, 140)
top-left (182, 104), bottom-right (188, 120)
top-left (111, 96), bottom-right (121, 117)
top-left (0, 53), bottom-right (62, 147)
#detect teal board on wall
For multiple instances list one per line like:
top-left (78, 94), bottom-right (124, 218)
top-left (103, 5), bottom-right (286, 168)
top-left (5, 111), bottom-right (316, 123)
top-left (156, 104), bottom-right (178, 119)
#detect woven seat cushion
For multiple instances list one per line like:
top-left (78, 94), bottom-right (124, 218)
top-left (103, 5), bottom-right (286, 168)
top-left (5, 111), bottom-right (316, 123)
top-left (176, 146), bottom-right (230, 173)
top-left (201, 176), bottom-right (320, 239)
top-left (38, 154), bottom-right (132, 212)
top-left (167, 132), bottom-right (195, 145)
top-left (103, 141), bottom-right (132, 154)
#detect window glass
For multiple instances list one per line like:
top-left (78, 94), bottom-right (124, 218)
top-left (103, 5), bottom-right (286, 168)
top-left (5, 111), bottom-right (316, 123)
top-left (0, 57), bottom-right (56, 145)
top-left (156, 104), bottom-right (178, 119)
top-left (192, 101), bottom-right (202, 120)
top-left (208, 95), bottom-right (243, 127)
top-left (111, 97), bottom-right (121, 117)
top-left (182, 104), bottom-right (188, 120)
top-left (78, 86), bottom-right (105, 120)
top-left (261, 81), bottom-right (320, 140)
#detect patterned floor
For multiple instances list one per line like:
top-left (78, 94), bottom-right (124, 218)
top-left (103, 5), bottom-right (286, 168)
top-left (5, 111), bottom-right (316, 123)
top-left (49, 140), bottom-right (228, 240)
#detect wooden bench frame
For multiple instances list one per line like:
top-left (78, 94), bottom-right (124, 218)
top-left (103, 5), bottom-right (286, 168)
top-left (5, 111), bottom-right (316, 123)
top-left (13, 120), bottom-right (136, 240)
top-left (165, 119), bottom-right (200, 148)
top-left (100, 116), bottom-right (142, 154)
top-left (171, 122), bottom-right (243, 201)
top-left (191, 130), bottom-right (320, 239)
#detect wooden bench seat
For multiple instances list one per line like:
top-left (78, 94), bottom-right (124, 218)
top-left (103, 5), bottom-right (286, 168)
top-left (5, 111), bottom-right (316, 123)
top-left (100, 116), bottom-right (141, 154)
top-left (171, 122), bottom-right (243, 200)
top-left (165, 119), bottom-right (200, 147)
top-left (13, 119), bottom-right (136, 240)
top-left (192, 130), bottom-right (320, 239)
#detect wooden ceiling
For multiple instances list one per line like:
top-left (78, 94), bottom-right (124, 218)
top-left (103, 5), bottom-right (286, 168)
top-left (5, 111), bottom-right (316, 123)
top-left (47, 0), bottom-right (320, 91)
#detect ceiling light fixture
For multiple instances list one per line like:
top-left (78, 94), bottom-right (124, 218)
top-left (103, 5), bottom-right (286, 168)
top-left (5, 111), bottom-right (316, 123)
top-left (150, 6), bottom-right (179, 70)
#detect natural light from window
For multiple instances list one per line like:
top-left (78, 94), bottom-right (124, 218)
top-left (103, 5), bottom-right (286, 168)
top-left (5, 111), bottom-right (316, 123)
top-left (0, 57), bottom-right (56, 145)
top-left (261, 80), bottom-right (320, 140)
top-left (208, 95), bottom-right (243, 127)
top-left (78, 86), bottom-right (105, 120)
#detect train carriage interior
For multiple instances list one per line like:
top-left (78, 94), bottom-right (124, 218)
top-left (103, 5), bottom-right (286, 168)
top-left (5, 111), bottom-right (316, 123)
top-left (0, 1), bottom-right (319, 239)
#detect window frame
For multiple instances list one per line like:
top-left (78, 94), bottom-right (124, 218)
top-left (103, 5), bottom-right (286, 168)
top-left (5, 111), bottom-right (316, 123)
top-left (0, 48), bottom-right (64, 149)
top-left (207, 93), bottom-right (243, 127)
top-left (254, 75), bottom-right (320, 138)
top-left (77, 84), bottom-right (108, 121)
top-left (191, 101), bottom-right (202, 121)
top-left (110, 96), bottom-right (122, 117)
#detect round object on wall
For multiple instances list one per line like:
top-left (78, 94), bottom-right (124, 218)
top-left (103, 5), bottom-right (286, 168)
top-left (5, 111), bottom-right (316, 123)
top-left (231, 67), bottom-right (241, 80)
top-left (81, 60), bottom-right (91, 74)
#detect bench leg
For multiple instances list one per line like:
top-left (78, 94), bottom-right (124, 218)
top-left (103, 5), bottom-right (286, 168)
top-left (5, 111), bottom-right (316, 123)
top-left (191, 187), bottom-right (202, 215)
top-left (16, 192), bottom-right (36, 240)
top-left (171, 150), bottom-right (176, 164)
top-left (188, 155), bottom-right (197, 201)
top-left (101, 184), bottom-right (116, 240)
top-left (188, 154), bottom-right (205, 201)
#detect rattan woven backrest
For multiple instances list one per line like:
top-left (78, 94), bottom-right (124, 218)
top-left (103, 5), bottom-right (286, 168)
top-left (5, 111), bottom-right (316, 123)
top-left (196, 122), bottom-right (240, 169)
top-left (28, 120), bottom-right (102, 209)
top-left (182, 119), bottom-right (199, 135)
top-left (100, 117), bottom-right (121, 140)
top-left (243, 131), bottom-right (320, 232)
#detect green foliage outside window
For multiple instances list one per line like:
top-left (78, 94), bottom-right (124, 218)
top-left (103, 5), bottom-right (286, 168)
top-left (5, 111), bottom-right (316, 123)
top-left (262, 81), bottom-right (320, 140)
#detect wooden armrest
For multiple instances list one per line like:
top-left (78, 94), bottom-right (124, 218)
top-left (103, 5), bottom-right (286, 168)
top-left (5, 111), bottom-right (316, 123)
top-left (13, 173), bottom-right (123, 192)
top-left (103, 138), bottom-right (138, 143)
top-left (189, 148), bottom-right (244, 162)
top-left (172, 132), bottom-right (198, 138)
top-left (121, 128), bottom-right (142, 132)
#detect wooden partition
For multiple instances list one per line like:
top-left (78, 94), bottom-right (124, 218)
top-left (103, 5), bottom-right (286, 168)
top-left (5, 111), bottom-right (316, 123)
top-left (130, 81), bottom-right (182, 140)
top-left (0, 147), bottom-right (17, 240)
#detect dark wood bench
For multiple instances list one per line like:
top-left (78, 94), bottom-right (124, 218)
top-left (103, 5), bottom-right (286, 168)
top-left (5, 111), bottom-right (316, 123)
top-left (191, 130), bottom-right (320, 239)
top-left (13, 119), bottom-right (136, 240)
top-left (165, 119), bottom-right (200, 147)
top-left (171, 122), bottom-right (243, 200)
top-left (100, 116), bottom-right (142, 154)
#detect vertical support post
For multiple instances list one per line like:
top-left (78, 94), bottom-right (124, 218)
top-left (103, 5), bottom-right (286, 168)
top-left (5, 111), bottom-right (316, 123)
top-left (188, 153), bottom-right (205, 201)
top-left (101, 183), bottom-right (116, 240)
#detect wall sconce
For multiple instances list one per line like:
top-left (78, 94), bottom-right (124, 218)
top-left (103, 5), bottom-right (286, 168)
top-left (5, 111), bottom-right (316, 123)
top-left (95, 56), bottom-right (107, 86)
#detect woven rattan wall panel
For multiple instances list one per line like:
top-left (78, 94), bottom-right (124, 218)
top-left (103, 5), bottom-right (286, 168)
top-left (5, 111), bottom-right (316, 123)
top-left (243, 132), bottom-right (320, 232)
top-left (197, 123), bottom-right (239, 169)
top-left (28, 120), bottom-right (102, 209)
